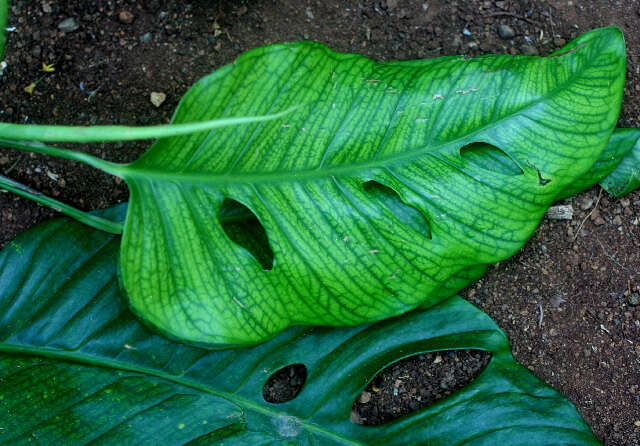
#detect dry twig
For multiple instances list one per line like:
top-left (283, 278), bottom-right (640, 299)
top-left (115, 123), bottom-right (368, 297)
top-left (573, 188), bottom-right (603, 242)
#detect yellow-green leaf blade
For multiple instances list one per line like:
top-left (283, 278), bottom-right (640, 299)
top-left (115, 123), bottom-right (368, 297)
top-left (119, 27), bottom-right (626, 346)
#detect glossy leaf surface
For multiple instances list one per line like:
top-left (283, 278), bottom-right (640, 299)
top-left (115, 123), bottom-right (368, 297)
top-left (558, 128), bottom-right (640, 199)
top-left (0, 214), bottom-right (600, 445)
top-left (113, 28), bottom-right (625, 346)
top-left (599, 128), bottom-right (640, 197)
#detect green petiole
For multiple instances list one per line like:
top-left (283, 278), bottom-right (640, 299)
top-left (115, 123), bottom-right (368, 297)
top-left (0, 174), bottom-right (124, 234)
top-left (0, 0), bottom-right (9, 61)
top-left (0, 108), bottom-right (298, 233)
top-left (0, 106), bottom-right (300, 142)
top-left (0, 139), bottom-right (124, 177)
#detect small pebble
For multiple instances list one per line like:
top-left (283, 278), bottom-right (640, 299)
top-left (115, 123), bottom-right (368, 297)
top-left (612, 215), bottom-right (622, 226)
top-left (521, 44), bottom-right (539, 56)
top-left (119, 10), bottom-right (135, 24)
top-left (580, 197), bottom-right (594, 210)
top-left (498, 24), bottom-right (515, 39)
top-left (305, 7), bottom-right (314, 19)
top-left (357, 391), bottom-right (371, 404)
top-left (547, 205), bottom-right (573, 220)
top-left (58, 17), bottom-right (79, 33)
top-left (553, 37), bottom-right (567, 47)
top-left (150, 92), bottom-right (166, 107)
top-left (628, 293), bottom-right (639, 307)
top-left (140, 32), bottom-right (152, 44)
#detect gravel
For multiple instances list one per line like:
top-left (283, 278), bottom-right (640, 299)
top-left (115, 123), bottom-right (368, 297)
top-left (498, 24), bottom-right (515, 39)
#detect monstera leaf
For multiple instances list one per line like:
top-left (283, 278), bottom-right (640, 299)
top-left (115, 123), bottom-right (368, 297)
top-left (118, 27), bottom-right (625, 346)
top-left (0, 28), bottom-right (628, 347)
top-left (0, 213), bottom-right (601, 445)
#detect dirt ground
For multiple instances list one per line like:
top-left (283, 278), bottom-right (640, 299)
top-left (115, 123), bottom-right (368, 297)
top-left (1, 1), bottom-right (639, 444)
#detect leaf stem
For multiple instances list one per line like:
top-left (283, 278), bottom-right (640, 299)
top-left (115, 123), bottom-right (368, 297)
top-left (0, 108), bottom-right (298, 231)
top-left (0, 106), bottom-right (300, 143)
top-left (0, 174), bottom-right (123, 234)
top-left (0, 0), bottom-right (9, 61)
top-left (0, 138), bottom-right (124, 177)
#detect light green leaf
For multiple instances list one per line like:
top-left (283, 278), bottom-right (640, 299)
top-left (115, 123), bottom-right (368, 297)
top-left (0, 213), bottom-right (600, 445)
top-left (599, 128), bottom-right (640, 197)
top-left (557, 128), bottom-right (640, 199)
top-left (117, 27), bottom-right (625, 346)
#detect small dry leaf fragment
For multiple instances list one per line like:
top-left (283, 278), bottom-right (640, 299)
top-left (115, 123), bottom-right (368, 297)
top-left (212, 21), bottom-right (222, 37)
top-left (150, 92), bottom-right (166, 107)
top-left (24, 83), bottom-right (37, 94)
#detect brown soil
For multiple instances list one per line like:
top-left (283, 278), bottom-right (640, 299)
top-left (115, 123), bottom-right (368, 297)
top-left (351, 350), bottom-right (492, 425)
top-left (1, 1), bottom-right (639, 444)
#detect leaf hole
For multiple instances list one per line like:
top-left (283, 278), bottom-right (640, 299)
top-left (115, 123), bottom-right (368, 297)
top-left (262, 364), bottom-right (307, 403)
top-left (460, 142), bottom-right (523, 176)
top-left (363, 180), bottom-right (431, 238)
top-left (219, 199), bottom-right (274, 270)
top-left (351, 349), bottom-right (491, 425)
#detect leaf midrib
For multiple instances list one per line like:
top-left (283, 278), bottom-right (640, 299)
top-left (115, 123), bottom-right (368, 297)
top-left (0, 342), bottom-right (364, 446)
top-left (118, 49), bottom-right (606, 187)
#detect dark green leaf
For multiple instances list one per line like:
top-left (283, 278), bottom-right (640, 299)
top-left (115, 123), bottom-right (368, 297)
top-left (0, 214), bottom-right (601, 445)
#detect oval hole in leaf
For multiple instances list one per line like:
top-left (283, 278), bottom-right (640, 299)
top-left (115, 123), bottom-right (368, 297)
top-left (219, 198), bottom-right (274, 270)
top-left (460, 142), bottom-right (523, 176)
top-left (262, 364), bottom-right (307, 403)
top-left (363, 180), bottom-right (431, 238)
top-left (351, 349), bottom-right (491, 425)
